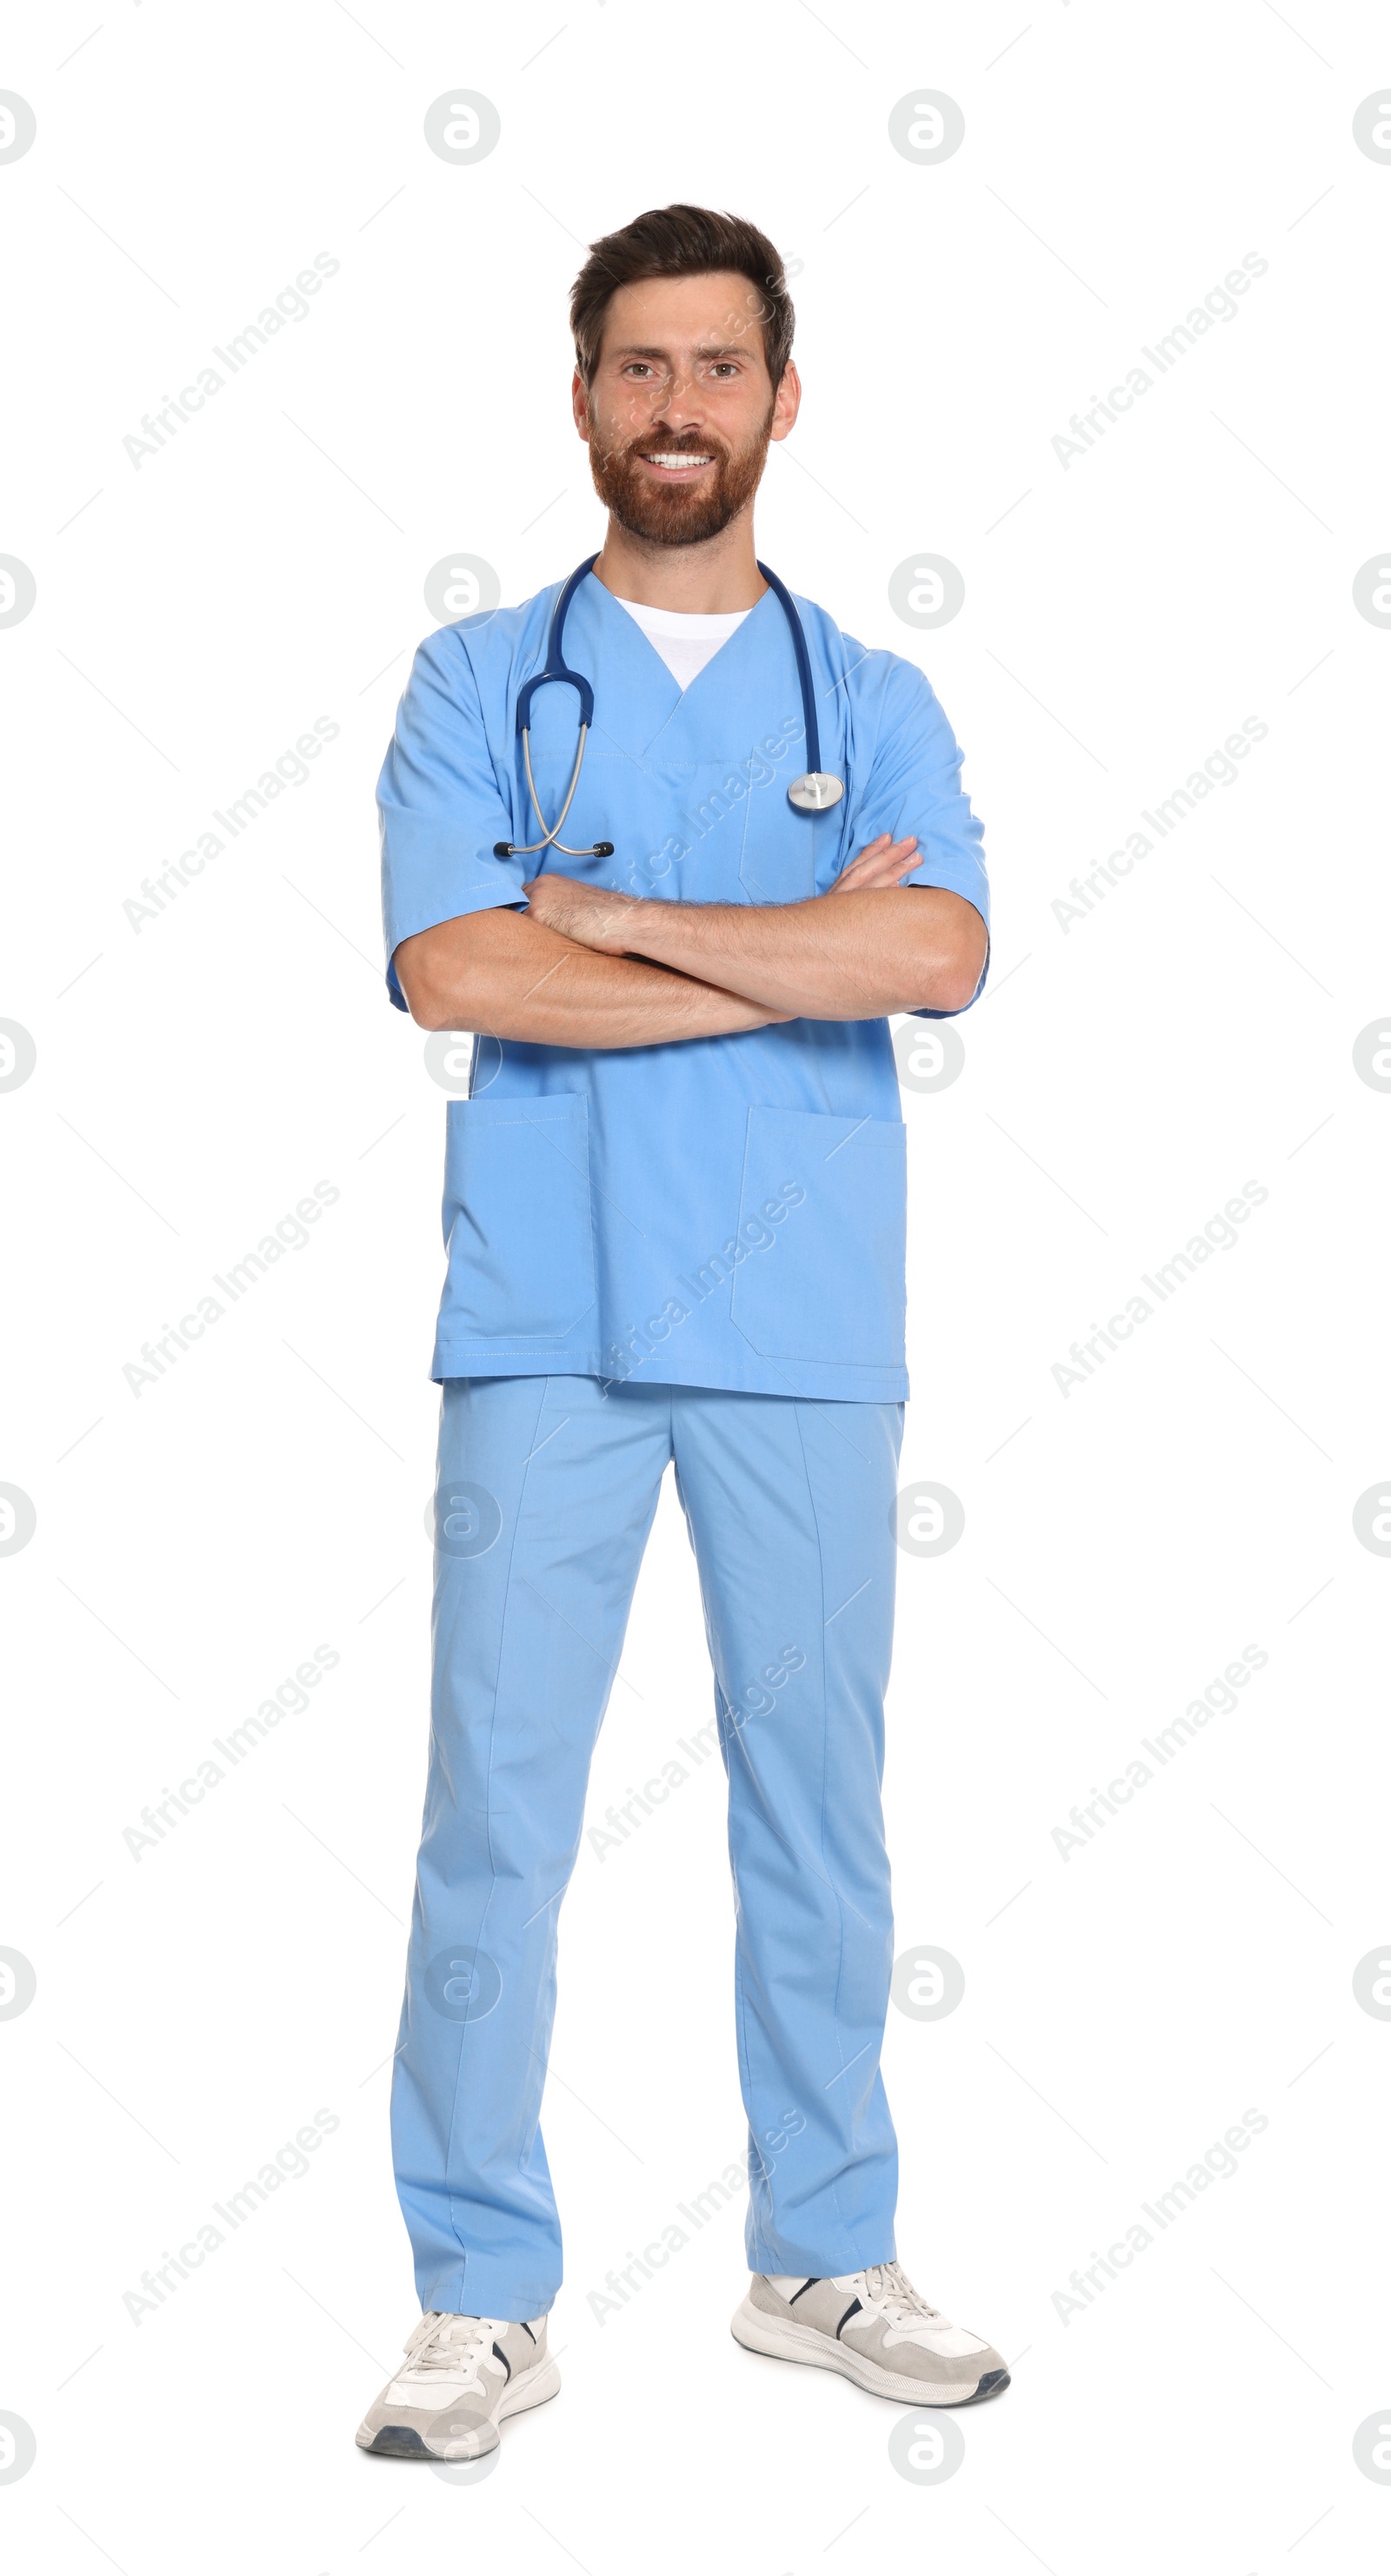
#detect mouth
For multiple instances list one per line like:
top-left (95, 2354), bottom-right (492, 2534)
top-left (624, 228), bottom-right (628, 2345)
top-left (636, 449), bottom-right (716, 478)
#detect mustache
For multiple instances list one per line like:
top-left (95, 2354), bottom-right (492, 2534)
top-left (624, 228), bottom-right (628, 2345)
top-left (625, 432), bottom-right (729, 461)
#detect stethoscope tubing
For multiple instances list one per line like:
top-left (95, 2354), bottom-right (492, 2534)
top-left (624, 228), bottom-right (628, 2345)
top-left (753, 559), bottom-right (822, 778)
top-left (494, 554), bottom-right (829, 860)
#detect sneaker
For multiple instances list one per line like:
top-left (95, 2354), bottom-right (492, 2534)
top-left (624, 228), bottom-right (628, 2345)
top-left (356, 2310), bottom-right (559, 2460)
top-left (731, 2262), bottom-right (1009, 2406)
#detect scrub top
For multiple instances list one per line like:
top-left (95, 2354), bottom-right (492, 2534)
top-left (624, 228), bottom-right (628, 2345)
top-left (378, 569), bottom-right (990, 1401)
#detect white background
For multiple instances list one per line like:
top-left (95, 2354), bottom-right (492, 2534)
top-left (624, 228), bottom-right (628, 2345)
top-left (3, 2), bottom-right (1390, 2568)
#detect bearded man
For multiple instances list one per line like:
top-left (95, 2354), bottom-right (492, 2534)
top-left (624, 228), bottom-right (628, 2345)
top-left (358, 203), bottom-right (1003, 2465)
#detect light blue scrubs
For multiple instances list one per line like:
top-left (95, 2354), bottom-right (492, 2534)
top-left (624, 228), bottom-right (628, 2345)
top-left (380, 572), bottom-right (989, 1401)
top-left (379, 571), bottom-right (989, 2316)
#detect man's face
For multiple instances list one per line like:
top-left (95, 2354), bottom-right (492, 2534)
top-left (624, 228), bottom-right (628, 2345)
top-left (573, 269), bottom-right (801, 547)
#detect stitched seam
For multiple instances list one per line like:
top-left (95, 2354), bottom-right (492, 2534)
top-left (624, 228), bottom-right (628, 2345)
top-left (792, 1396), bottom-right (852, 2254)
top-left (725, 1682), bottom-right (767, 2263)
top-left (441, 1375), bottom-right (551, 2274)
top-left (673, 1390), bottom-right (769, 2264)
top-left (435, 1335), bottom-right (596, 1353)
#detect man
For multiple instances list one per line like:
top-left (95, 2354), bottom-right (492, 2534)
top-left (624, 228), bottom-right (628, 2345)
top-left (357, 205), bottom-right (1004, 2465)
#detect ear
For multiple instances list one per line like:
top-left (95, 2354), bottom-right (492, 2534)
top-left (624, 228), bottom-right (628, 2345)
top-left (769, 360), bottom-right (802, 445)
top-left (571, 368), bottom-right (591, 441)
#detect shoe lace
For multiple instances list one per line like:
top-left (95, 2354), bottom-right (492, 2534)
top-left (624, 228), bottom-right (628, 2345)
top-left (862, 2261), bottom-right (942, 2327)
top-left (400, 2312), bottom-right (506, 2397)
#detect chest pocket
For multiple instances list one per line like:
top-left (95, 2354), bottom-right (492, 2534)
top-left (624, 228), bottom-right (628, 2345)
top-left (729, 1105), bottom-right (907, 1370)
top-left (578, 738), bottom-right (838, 906)
top-left (442, 1092), bottom-right (596, 1345)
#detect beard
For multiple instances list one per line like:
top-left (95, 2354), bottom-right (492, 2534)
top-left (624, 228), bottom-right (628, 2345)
top-left (586, 404), bottom-right (775, 547)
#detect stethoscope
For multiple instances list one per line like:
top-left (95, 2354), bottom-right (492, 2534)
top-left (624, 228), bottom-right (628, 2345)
top-left (493, 553), bottom-right (844, 861)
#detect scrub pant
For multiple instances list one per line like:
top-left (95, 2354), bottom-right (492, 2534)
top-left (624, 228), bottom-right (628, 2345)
top-left (390, 1373), bottom-right (904, 2320)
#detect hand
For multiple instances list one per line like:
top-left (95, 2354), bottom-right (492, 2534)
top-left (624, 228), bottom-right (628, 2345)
top-left (522, 873), bottom-right (643, 953)
top-left (828, 833), bottom-right (919, 893)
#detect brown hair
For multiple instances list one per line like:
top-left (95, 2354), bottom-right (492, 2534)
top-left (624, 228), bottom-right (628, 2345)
top-left (569, 204), bottom-right (795, 388)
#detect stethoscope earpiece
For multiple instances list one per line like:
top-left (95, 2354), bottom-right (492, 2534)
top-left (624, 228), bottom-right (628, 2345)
top-left (496, 833), bottom-right (614, 860)
top-left (499, 554), bottom-right (843, 861)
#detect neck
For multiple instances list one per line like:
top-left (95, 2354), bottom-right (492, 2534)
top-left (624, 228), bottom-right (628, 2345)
top-left (593, 511), bottom-right (767, 613)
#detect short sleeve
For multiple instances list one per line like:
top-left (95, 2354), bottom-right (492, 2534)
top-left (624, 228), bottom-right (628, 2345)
top-left (377, 629), bottom-right (527, 1011)
top-left (854, 659), bottom-right (990, 1019)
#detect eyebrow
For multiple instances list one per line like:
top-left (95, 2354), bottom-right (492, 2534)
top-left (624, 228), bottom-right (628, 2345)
top-left (609, 342), bottom-right (754, 364)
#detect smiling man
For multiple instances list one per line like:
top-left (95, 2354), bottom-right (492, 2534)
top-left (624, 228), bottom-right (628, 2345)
top-left (358, 205), bottom-right (1003, 2466)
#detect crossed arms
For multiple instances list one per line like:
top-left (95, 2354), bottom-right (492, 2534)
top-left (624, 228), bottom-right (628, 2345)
top-left (394, 833), bottom-right (988, 1048)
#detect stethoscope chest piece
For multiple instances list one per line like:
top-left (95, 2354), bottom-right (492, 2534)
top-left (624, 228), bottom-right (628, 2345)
top-left (787, 770), bottom-right (845, 813)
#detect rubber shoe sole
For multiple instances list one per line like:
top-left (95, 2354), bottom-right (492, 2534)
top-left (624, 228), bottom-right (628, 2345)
top-left (730, 2294), bottom-right (1009, 2407)
top-left (356, 2353), bottom-right (561, 2460)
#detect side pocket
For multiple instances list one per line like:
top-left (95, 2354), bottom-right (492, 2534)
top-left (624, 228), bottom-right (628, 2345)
top-left (729, 1105), bottom-right (906, 1368)
top-left (443, 1092), bottom-right (596, 1343)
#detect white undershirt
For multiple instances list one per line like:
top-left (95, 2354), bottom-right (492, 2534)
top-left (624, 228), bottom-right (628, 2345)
top-left (613, 594), bottom-right (752, 691)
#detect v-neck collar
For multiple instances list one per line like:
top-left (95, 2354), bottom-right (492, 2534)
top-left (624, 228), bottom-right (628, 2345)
top-left (568, 573), bottom-right (788, 760)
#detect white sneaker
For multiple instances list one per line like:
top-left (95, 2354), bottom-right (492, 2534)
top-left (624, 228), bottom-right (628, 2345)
top-left (356, 2310), bottom-right (559, 2460)
top-left (731, 2262), bottom-right (1009, 2405)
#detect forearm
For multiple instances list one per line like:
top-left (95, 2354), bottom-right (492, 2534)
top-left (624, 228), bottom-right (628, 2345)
top-left (617, 886), bottom-right (985, 1019)
top-left (395, 911), bottom-right (789, 1049)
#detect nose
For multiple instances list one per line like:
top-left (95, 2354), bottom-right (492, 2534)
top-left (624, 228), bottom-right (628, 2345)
top-left (650, 365), bottom-right (704, 429)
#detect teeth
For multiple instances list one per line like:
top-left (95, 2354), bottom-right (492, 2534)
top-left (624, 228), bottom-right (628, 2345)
top-left (645, 453), bottom-right (711, 468)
